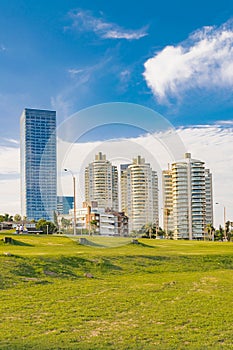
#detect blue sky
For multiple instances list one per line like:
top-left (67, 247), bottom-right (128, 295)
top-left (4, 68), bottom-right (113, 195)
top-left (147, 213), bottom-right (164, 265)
top-left (0, 0), bottom-right (233, 141)
top-left (1, 0), bottom-right (233, 222)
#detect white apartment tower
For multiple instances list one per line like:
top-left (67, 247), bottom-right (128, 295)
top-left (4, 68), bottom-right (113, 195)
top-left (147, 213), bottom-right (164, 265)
top-left (85, 152), bottom-right (118, 211)
top-left (205, 169), bottom-right (214, 225)
top-left (162, 169), bottom-right (174, 236)
top-left (162, 153), bottom-right (213, 240)
top-left (121, 156), bottom-right (159, 232)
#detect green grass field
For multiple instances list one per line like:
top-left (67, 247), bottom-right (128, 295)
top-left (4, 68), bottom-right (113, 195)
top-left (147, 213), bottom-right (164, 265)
top-left (0, 233), bottom-right (233, 349)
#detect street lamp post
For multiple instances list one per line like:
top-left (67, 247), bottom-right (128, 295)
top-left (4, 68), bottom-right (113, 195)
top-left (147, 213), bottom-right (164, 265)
top-left (64, 169), bottom-right (76, 235)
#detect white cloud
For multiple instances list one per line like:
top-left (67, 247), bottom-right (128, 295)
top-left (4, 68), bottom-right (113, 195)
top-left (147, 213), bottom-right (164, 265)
top-left (177, 126), bottom-right (233, 226)
top-left (68, 9), bottom-right (148, 40)
top-left (143, 19), bottom-right (233, 102)
top-left (67, 56), bottom-right (113, 81)
top-left (51, 57), bottom-right (113, 119)
top-left (214, 120), bottom-right (233, 127)
top-left (0, 146), bottom-right (20, 174)
top-left (0, 145), bottom-right (20, 215)
top-left (2, 124), bottom-right (233, 226)
top-left (51, 94), bottom-right (72, 120)
top-left (67, 69), bottom-right (84, 76)
top-left (120, 70), bottom-right (131, 82)
top-left (103, 30), bottom-right (146, 40)
top-left (3, 138), bottom-right (19, 145)
top-left (58, 125), bottom-right (233, 227)
top-left (0, 178), bottom-right (20, 215)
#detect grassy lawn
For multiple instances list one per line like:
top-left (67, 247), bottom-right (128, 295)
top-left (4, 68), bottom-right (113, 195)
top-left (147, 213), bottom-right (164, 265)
top-left (0, 233), bottom-right (233, 349)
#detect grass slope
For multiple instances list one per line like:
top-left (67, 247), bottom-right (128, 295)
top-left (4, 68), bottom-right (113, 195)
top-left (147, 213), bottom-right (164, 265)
top-left (0, 233), bottom-right (233, 349)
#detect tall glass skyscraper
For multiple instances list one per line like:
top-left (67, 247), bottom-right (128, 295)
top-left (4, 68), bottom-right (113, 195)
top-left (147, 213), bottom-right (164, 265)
top-left (20, 108), bottom-right (57, 221)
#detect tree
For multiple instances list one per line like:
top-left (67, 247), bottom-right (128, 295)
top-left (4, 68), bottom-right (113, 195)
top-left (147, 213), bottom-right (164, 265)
top-left (61, 217), bottom-right (71, 231)
top-left (214, 225), bottom-right (224, 241)
top-left (14, 214), bottom-right (22, 223)
top-left (53, 211), bottom-right (58, 228)
top-left (167, 230), bottom-right (174, 239)
top-left (204, 223), bottom-right (215, 241)
top-left (36, 219), bottom-right (57, 234)
top-left (223, 221), bottom-right (233, 241)
top-left (130, 230), bottom-right (140, 237)
top-left (89, 219), bottom-right (98, 235)
top-left (1, 213), bottom-right (13, 222)
top-left (141, 222), bottom-right (158, 238)
top-left (157, 227), bottom-right (166, 238)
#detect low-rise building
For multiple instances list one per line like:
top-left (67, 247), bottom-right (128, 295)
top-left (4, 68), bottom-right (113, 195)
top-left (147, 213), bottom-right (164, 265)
top-left (57, 202), bottom-right (128, 236)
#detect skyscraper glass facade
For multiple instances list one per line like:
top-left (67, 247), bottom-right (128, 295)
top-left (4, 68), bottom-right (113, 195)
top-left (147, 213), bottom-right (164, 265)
top-left (57, 196), bottom-right (74, 215)
top-left (20, 108), bottom-right (57, 221)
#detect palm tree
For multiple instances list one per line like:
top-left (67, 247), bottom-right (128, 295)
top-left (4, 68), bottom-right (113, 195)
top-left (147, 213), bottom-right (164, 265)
top-left (225, 221), bottom-right (231, 241)
top-left (3, 213), bottom-right (13, 222)
top-left (204, 223), bottom-right (215, 241)
top-left (142, 222), bottom-right (155, 239)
